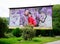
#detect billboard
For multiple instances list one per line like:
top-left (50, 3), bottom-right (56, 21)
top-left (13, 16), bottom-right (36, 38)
top-left (9, 5), bottom-right (52, 29)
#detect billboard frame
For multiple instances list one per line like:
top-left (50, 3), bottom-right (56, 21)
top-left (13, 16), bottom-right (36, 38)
top-left (9, 5), bottom-right (53, 30)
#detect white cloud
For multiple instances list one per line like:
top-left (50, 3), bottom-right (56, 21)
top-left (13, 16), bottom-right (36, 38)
top-left (0, 0), bottom-right (60, 17)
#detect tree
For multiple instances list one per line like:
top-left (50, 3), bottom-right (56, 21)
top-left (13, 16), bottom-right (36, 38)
top-left (53, 5), bottom-right (60, 35)
top-left (0, 17), bottom-right (8, 37)
top-left (12, 28), bottom-right (23, 37)
top-left (22, 25), bottom-right (35, 40)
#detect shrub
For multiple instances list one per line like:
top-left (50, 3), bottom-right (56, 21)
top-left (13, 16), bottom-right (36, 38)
top-left (12, 28), bottom-right (23, 37)
top-left (5, 33), bottom-right (14, 38)
top-left (22, 25), bottom-right (35, 40)
top-left (0, 17), bottom-right (8, 38)
top-left (6, 29), bottom-right (13, 33)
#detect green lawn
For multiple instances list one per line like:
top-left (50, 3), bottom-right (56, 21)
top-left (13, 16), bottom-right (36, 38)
top-left (0, 36), bottom-right (60, 44)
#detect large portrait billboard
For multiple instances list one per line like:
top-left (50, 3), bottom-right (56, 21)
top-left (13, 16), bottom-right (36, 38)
top-left (9, 6), bottom-right (52, 29)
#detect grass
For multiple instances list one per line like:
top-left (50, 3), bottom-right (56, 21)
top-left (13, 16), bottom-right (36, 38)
top-left (0, 36), bottom-right (60, 44)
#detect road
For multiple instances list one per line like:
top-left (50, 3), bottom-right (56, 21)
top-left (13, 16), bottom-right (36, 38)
top-left (46, 40), bottom-right (60, 44)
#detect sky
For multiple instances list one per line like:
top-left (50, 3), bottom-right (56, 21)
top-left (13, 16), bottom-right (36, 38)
top-left (0, 0), bottom-right (60, 17)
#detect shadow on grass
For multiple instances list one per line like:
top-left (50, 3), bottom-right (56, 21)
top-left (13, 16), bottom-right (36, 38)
top-left (0, 41), bottom-right (10, 44)
top-left (32, 38), bottom-right (41, 42)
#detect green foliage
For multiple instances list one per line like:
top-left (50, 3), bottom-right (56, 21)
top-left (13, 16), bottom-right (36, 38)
top-left (2, 17), bottom-right (9, 25)
top-left (12, 28), bottom-right (23, 37)
top-left (5, 33), bottom-right (15, 38)
top-left (0, 17), bottom-right (8, 37)
top-left (22, 25), bottom-right (35, 40)
top-left (53, 5), bottom-right (60, 35)
top-left (53, 5), bottom-right (60, 29)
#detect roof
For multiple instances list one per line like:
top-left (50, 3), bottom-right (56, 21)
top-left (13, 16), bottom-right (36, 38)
top-left (9, 5), bottom-right (53, 9)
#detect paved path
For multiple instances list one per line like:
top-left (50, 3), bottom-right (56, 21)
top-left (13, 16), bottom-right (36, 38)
top-left (46, 40), bottom-right (60, 44)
